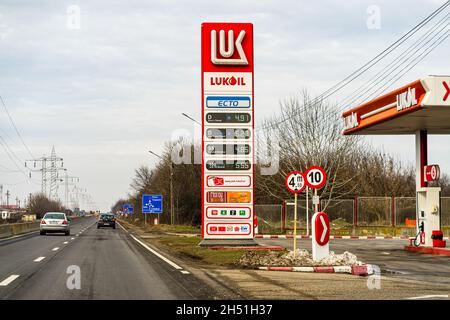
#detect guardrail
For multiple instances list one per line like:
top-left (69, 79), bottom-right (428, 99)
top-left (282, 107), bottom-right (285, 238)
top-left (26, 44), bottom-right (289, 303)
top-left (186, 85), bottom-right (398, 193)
top-left (0, 222), bottom-right (40, 239)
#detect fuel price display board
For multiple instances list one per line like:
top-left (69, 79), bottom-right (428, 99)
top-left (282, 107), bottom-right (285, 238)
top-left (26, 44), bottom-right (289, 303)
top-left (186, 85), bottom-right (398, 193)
top-left (201, 22), bottom-right (254, 240)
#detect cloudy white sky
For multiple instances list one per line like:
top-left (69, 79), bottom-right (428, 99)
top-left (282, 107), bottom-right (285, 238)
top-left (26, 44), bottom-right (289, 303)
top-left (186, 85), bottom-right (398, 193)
top-left (0, 0), bottom-right (449, 211)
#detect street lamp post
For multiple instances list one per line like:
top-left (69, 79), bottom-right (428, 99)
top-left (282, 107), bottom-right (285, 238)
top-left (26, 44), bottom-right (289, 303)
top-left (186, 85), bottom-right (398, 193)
top-left (149, 150), bottom-right (174, 225)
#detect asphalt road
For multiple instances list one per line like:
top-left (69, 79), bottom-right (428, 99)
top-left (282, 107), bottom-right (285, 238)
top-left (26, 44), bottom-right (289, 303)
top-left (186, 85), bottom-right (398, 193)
top-left (257, 238), bottom-right (450, 285)
top-left (0, 216), bottom-right (218, 300)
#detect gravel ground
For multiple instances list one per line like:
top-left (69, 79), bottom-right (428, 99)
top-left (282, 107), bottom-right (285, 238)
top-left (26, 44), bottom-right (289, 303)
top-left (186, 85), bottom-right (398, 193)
top-left (238, 249), bottom-right (362, 267)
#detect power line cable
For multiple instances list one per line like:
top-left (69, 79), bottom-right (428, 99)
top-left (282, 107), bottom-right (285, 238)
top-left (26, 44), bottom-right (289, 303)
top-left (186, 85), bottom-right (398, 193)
top-left (0, 95), bottom-right (35, 158)
top-left (338, 10), bottom-right (450, 109)
top-left (257, 0), bottom-right (450, 132)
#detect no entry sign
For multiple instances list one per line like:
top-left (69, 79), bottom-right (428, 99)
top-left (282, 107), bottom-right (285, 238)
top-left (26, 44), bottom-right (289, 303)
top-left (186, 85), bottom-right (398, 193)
top-left (424, 164), bottom-right (440, 182)
top-left (202, 22), bottom-right (254, 240)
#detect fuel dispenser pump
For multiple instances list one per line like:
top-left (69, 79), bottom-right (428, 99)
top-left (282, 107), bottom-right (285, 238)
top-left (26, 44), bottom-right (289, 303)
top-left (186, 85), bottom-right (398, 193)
top-left (415, 187), bottom-right (441, 247)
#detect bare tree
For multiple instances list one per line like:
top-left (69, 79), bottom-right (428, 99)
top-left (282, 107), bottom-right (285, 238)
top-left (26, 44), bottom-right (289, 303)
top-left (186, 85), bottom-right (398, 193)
top-left (256, 90), bottom-right (362, 210)
top-left (27, 193), bottom-right (66, 218)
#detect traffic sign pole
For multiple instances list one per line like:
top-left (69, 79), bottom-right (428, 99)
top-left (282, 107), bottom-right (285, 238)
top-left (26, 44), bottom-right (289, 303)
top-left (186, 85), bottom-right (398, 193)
top-left (314, 189), bottom-right (318, 213)
top-left (284, 170), bottom-right (306, 258)
top-left (306, 187), bottom-right (309, 236)
top-left (293, 193), bottom-right (298, 258)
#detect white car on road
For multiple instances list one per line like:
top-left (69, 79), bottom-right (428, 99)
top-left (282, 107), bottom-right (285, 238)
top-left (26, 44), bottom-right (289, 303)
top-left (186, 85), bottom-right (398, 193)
top-left (40, 212), bottom-right (71, 236)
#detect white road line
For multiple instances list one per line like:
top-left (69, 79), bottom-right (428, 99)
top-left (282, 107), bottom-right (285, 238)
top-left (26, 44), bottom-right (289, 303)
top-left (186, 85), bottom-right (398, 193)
top-left (130, 234), bottom-right (183, 270)
top-left (407, 294), bottom-right (449, 300)
top-left (71, 237), bottom-right (75, 240)
top-left (52, 247), bottom-right (59, 251)
top-left (0, 275), bottom-right (20, 286)
top-left (180, 270), bottom-right (190, 274)
top-left (63, 241), bottom-right (68, 244)
top-left (33, 256), bottom-right (46, 262)
top-left (117, 222), bottom-right (127, 231)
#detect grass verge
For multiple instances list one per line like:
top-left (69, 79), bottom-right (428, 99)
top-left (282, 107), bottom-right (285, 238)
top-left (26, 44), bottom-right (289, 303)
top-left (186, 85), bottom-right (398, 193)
top-left (157, 236), bottom-right (247, 267)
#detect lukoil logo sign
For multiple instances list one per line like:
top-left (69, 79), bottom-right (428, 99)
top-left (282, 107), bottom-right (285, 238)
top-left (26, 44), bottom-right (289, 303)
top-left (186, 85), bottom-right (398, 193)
top-left (211, 30), bottom-right (248, 65)
top-left (204, 73), bottom-right (252, 92)
top-left (396, 87), bottom-right (418, 111)
top-left (209, 76), bottom-right (247, 86)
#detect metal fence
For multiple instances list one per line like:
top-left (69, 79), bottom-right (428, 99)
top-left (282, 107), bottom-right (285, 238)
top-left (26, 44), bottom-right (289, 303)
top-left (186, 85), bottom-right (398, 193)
top-left (255, 196), bottom-right (450, 232)
top-left (255, 204), bottom-right (282, 234)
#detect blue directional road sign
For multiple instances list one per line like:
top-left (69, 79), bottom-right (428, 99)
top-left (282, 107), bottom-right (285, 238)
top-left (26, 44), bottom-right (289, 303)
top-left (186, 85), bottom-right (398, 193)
top-left (142, 194), bottom-right (163, 214)
top-left (123, 203), bottom-right (134, 215)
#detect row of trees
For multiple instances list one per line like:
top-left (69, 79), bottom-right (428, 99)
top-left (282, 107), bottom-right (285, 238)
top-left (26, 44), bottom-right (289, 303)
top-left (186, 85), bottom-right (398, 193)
top-left (112, 91), bottom-right (450, 225)
top-left (27, 193), bottom-right (68, 218)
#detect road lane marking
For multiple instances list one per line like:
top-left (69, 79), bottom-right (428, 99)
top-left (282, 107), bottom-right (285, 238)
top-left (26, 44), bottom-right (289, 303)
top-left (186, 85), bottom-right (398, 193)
top-left (180, 270), bottom-right (190, 274)
top-left (52, 247), bottom-right (60, 251)
top-left (33, 256), bottom-right (46, 262)
top-left (63, 241), bottom-right (68, 244)
top-left (0, 275), bottom-right (20, 286)
top-left (71, 237), bottom-right (75, 240)
top-left (407, 294), bottom-right (449, 300)
top-left (130, 234), bottom-right (183, 270)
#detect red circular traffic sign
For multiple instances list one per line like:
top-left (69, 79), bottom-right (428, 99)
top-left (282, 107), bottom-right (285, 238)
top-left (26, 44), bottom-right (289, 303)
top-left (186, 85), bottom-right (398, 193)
top-left (284, 171), bottom-right (306, 194)
top-left (314, 212), bottom-right (330, 246)
top-left (424, 164), bottom-right (440, 182)
top-left (305, 166), bottom-right (327, 189)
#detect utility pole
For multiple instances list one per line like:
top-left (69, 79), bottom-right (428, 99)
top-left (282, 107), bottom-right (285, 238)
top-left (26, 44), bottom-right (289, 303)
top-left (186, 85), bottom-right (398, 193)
top-left (56, 169), bottom-right (79, 209)
top-left (25, 146), bottom-right (64, 200)
top-left (6, 190), bottom-right (10, 207)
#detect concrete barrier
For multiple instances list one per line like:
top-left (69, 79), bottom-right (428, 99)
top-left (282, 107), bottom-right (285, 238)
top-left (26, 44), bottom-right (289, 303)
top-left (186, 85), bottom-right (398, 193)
top-left (0, 221), bottom-right (40, 239)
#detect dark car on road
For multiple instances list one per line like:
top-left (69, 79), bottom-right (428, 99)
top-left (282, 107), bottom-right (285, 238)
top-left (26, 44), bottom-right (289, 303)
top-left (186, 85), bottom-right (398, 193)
top-left (97, 213), bottom-right (116, 229)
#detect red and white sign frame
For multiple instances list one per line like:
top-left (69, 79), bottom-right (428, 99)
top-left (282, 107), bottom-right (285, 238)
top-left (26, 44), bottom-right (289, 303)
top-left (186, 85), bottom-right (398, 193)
top-left (424, 164), bottom-right (440, 182)
top-left (284, 170), bottom-right (306, 194)
top-left (304, 166), bottom-right (327, 189)
top-left (201, 22), bottom-right (254, 240)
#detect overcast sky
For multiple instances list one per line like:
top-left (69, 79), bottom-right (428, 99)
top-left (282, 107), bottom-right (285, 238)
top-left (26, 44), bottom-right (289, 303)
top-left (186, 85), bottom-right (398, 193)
top-left (0, 0), bottom-right (449, 211)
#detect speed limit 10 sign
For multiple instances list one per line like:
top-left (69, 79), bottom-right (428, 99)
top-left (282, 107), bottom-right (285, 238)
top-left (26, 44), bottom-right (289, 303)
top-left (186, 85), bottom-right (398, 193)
top-left (305, 166), bottom-right (327, 189)
top-left (285, 171), bottom-right (306, 194)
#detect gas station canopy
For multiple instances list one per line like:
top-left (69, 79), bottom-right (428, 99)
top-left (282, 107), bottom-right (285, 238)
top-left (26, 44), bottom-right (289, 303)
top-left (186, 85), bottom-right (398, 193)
top-left (342, 76), bottom-right (450, 135)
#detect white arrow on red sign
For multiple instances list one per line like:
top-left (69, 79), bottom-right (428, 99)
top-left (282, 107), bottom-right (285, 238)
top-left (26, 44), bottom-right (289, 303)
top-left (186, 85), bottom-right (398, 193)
top-left (424, 164), bottom-right (440, 182)
top-left (314, 212), bottom-right (330, 246)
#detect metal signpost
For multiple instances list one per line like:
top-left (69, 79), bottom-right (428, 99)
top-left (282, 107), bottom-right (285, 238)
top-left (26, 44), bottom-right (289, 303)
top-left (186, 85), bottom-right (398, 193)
top-left (304, 166), bottom-right (327, 213)
top-left (201, 22), bottom-right (255, 245)
top-left (142, 194), bottom-right (163, 227)
top-left (304, 165), bottom-right (329, 261)
top-left (284, 171), bottom-right (306, 258)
